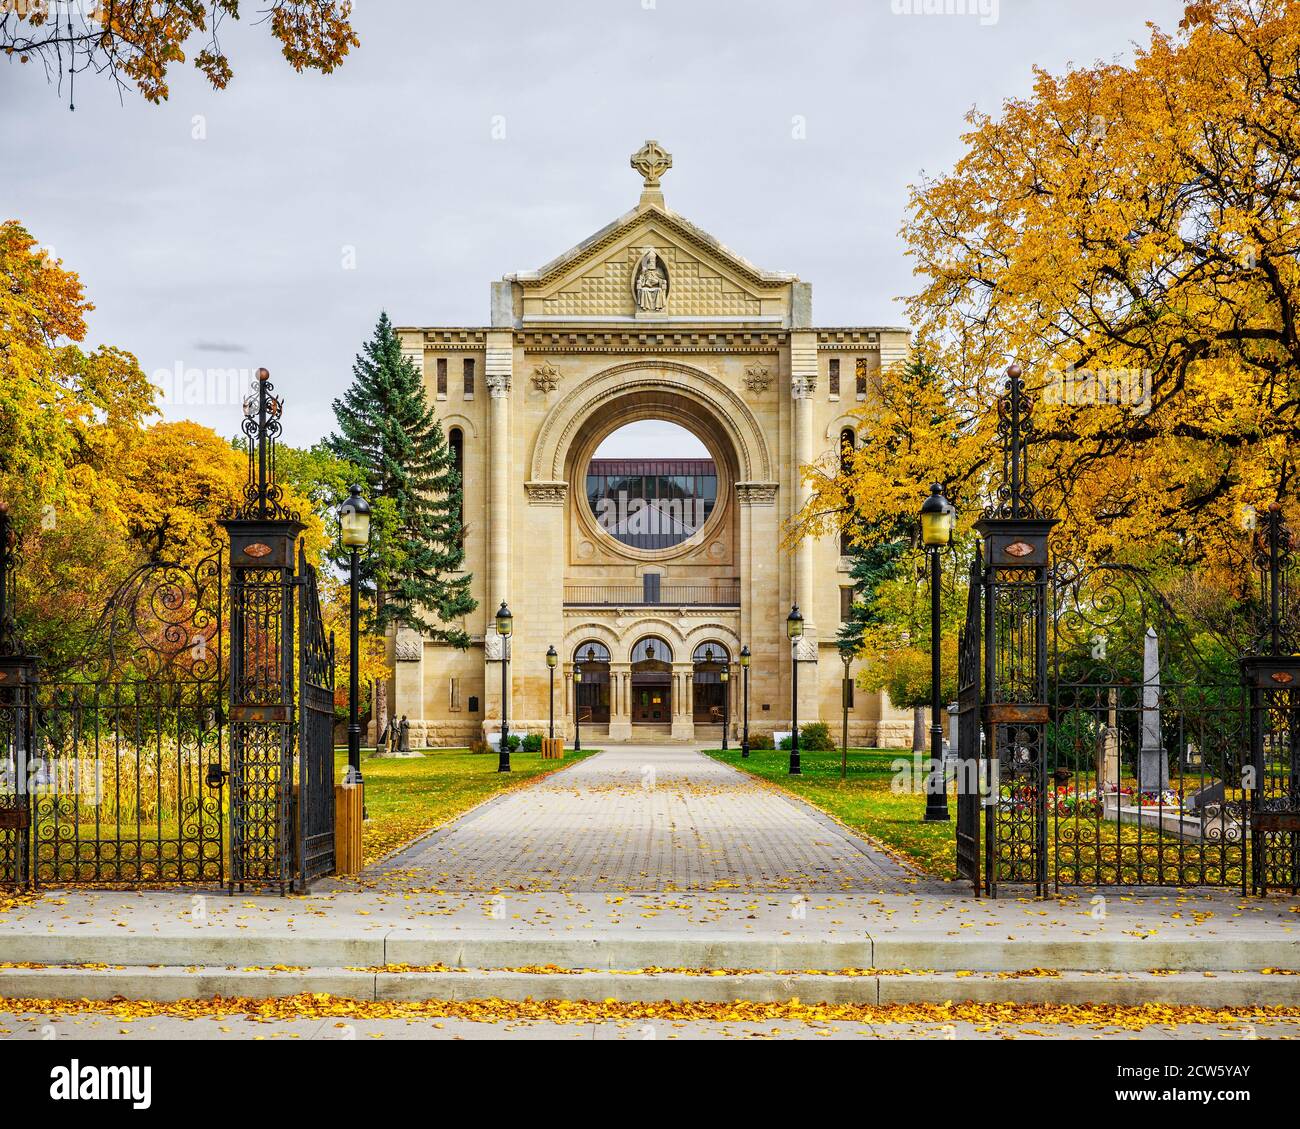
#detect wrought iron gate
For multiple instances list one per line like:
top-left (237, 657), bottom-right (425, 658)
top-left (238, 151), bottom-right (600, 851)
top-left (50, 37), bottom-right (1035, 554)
top-left (297, 547), bottom-right (336, 885)
top-left (955, 550), bottom-right (982, 889)
top-left (1049, 564), bottom-right (1248, 890)
top-left (3, 550), bottom-right (226, 886)
top-left (959, 367), bottom-right (1297, 896)
top-left (1, 368), bottom-right (335, 892)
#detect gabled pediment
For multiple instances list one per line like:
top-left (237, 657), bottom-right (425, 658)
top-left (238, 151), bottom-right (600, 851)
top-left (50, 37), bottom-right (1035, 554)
top-left (507, 203), bottom-right (797, 324)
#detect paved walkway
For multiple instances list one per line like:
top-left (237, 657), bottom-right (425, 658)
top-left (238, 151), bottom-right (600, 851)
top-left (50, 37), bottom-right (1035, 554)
top-left (344, 745), bottom-right (921, 894)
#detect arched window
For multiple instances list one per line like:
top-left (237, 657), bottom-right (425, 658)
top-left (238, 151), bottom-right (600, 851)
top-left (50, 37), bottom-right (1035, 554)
top-left (630, 637), bottom-right (673, 664)
top-left (692, 641), bottom-right (730, 724)
top-left (448, 427), bottom-right (464, 527)
top-left (573, 641), bottom-right (610, 724)
top-left (691, 641), bottom-right (730, 664)
top-left (573, 641), bottom-right (611, 665)
top-left (840, 428), bottom-right (856, 555)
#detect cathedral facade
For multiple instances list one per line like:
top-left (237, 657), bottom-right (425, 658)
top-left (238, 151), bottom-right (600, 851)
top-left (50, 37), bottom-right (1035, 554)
top-left (390, 143), bottom-right (914, 749)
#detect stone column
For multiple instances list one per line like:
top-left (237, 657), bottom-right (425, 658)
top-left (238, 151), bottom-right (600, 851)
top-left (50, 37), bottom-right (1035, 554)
top-left (609, 662), bottom-right (632, 742)
top-left (790, 329), bottom-right (820, 722)
top-left (671, 661), bottom-right (694, 742)
top-left (484, 331), bottom-right (513, 730)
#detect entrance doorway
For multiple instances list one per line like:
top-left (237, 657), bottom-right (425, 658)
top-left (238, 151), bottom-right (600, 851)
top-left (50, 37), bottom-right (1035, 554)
top-left (692, 641), bottom-right (729, 724)
top-left (573, 641), bottom-right (611, 724)
top-left (630, 636), bottom-right (673, 725)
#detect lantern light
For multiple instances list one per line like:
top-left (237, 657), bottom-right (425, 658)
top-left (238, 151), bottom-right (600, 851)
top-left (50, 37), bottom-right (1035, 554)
top-left (918, 483), bottom-right (956, 548)
top-left (338, 484), bottom-right (372, 549)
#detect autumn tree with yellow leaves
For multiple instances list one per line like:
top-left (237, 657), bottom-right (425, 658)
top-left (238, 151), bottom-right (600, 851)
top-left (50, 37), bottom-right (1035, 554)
top-left (0, 219), bottom-right (388, 706)
top-left (1, 0), bottom-right (358, 104)
top-left (801, 0), bottom-right (1300, 672)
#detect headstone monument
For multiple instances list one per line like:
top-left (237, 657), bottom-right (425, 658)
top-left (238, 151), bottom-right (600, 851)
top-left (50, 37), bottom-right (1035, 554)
top-left (1138, 626), bottom-right (1169, 793)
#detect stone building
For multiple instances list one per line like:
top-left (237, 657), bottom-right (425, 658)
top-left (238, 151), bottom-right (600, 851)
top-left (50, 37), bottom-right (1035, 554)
top-left (391, 142), bottom-right (913, 748)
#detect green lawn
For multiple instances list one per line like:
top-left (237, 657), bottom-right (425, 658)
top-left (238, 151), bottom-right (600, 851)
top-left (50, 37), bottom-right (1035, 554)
top-left (334, 746), bottom-right (597, 865)
top-left (704, 746), bottom-right (957, 876)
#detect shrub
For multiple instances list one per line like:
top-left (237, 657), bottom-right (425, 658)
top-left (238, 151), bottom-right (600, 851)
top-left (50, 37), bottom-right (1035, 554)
top-left (468, 740), bottom-right (492, 756)
top-left (521, 732), bottom-right (542, 752)
top-left (800, 722), bottom-right (835, 750)
top-left (748, 732), bottom-right (774, 750)
top-left (507, 733), bottom-right (521, 751)
top-left (778, 735), bottom-right (792, 750)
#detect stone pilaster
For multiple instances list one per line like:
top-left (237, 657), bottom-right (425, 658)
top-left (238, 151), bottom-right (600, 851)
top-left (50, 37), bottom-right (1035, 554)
top-left (608, 661), bottom-right (632, 742)
top-left (790, 330), bottom-right (820, 721)
top-left (484, 330), bottom-right (513, 726)
top-left (671, 661), bottom-right (695, 741)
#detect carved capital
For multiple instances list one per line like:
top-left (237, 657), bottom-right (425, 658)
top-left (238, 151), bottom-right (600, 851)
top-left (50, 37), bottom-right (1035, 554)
top-left (736, 481), bottom-right (779, 507)
top-left (791, 374), bottom-right (817, 400)
top-left (487, 372), bottom-right (511, 398)
top-left (524, 480), bottom-right (568, 506)
top-left (792, 635), bottom-right (818, 662)
top-left (394, 631), bottom-right (423, 663)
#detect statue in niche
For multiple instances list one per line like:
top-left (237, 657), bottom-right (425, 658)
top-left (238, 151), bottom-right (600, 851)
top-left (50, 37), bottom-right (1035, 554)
top-left (633, 249), bottom-right (669, 312)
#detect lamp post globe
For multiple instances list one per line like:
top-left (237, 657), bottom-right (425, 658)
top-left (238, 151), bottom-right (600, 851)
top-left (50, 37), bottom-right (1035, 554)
top-left (918, 485), bottom-right (954, 822)
top-left (787, 606), bottom-right (804, 776)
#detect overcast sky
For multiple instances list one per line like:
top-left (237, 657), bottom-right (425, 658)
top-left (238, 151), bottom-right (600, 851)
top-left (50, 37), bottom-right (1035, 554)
top-left (2, 0), bottom-right (1187, 450)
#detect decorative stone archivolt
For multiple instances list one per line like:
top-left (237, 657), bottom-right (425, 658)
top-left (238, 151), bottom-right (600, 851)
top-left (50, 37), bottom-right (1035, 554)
top-left (530, 360), bottom-right (774, 484)
top-left (524, 480), bottom-right (568, 506)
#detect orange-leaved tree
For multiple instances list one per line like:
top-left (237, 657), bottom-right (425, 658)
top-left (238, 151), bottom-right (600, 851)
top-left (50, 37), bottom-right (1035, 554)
top-left (2, 1), bottom-right (358, 104)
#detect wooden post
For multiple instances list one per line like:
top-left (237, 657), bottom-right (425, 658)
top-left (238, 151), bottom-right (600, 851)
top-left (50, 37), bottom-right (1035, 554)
top-left (334, 781), bottom-right (364, 875)
top-left (541, 737), bottom-right (565, 760)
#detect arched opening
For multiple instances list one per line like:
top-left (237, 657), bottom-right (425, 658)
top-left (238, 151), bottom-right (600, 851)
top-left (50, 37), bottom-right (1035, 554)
top-left (691, 641), bottom-right (730, 725)
top-left (573, 641), bottom-right (611, 724)
top-left (839, 427), bottom-right (855, 555)
top-left (448, 426), bottom-right (464, 527)
top-left (630, 636), bottom-right (672, 724)
top-left (586, 421), bottom-right (716, 552)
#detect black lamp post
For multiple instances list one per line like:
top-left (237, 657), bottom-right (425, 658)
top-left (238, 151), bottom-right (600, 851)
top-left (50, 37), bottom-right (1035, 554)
top-left (546, 644), bottom-right (558, 740)
top-left (787, 605), bottom-right (804, 776)
top-left (338, 485), bottom-right (371, 788)
top-left (495, 601), bottom-right (513, 773)
top-left (841, 650), bottom-right (852, 781)
top-left (720, 661), bottom-right (730, 751)
top-left (739, 645), bottom-right (751, 758)
top-left (573, 658), bottom-right (583, 752)
top-left (919, 482), bottom-right (955, 822)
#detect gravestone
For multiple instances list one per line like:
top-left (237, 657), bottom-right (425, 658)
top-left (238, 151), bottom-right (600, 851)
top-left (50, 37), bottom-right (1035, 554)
top-left (1138, 626), bottom-right (1170, 793)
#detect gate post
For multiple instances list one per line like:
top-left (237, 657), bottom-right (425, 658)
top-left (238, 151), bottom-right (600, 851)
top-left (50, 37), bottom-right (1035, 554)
top-left (221, 369), bottom-right (305, 894)
top-left (0, 503), bottom-right (35, 888)
top-left (974, 366), bottom-right (1056, 897)
top-left (1244, 503), bottom-right (1300, 895)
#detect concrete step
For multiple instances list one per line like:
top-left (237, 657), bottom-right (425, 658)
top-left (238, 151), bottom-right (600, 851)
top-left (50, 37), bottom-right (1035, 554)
top-left (2, 928), bottom-right (1297, 975)
top-left (2, 964), bottom-right (1297, 1006)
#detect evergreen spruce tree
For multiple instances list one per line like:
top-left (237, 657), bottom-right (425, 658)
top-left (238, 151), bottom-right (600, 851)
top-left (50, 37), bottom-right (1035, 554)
top-left (328, 312), bottom-right (476, 734)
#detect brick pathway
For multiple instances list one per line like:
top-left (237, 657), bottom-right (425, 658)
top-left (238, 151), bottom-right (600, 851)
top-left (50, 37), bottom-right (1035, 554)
top-left (359, 745), bottom-right (921, 893)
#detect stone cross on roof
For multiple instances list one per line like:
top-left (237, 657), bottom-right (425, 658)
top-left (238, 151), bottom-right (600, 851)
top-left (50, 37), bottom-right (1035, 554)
top-left (631, 140), bottom-right (672, 207)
